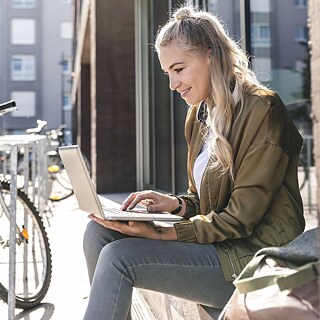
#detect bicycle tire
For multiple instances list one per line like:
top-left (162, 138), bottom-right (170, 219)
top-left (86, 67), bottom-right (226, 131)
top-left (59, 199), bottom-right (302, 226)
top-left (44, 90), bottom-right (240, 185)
top-left (49, 187), bottom-right (74, 202)
top-left (48, 169), bottom-right (74, 201)
top-left (48, 151), bottom-right (90, 202)
top-left (0, 181), bottom-right (52, 309)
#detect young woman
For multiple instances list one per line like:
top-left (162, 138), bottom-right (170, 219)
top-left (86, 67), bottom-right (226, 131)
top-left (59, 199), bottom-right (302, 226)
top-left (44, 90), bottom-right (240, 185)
top-left (83, 5), bottom-right (305, 320)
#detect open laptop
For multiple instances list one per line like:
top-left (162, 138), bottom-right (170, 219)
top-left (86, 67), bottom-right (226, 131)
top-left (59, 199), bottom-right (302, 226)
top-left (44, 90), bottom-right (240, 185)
top-left (58, 145), bottom-right (183, 222)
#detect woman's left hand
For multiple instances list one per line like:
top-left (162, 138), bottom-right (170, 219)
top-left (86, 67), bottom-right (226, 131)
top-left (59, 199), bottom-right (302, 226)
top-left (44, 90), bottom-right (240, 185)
top-left (88, 214), bottom-right (161, 239)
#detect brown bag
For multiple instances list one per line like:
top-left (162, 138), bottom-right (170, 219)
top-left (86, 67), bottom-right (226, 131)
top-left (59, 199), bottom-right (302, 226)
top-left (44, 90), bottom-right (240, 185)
top-left (220, 228), bottom-right (320, 320)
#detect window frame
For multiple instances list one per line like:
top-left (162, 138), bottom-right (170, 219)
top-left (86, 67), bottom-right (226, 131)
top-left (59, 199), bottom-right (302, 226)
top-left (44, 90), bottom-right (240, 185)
top-left (11, 55), bottom-right (36, 81)
top-left (12, 0), bottom-right (36, 9)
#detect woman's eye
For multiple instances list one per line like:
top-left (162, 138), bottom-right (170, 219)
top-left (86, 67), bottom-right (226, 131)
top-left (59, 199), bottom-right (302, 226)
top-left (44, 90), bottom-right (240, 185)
top-left (175, 68), bottom-right (183, 73)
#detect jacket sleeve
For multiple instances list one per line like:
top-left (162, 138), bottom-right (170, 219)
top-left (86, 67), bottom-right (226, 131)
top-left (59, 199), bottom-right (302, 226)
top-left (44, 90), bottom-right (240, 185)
top-left (175, 99), bottom-right (301, 243)
top-left (177, 105), bottom-right (201, 219)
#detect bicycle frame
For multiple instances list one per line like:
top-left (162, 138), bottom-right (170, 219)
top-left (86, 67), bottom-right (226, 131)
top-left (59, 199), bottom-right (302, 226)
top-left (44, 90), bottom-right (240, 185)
top-left (0, 187), bottom-right (24, 247)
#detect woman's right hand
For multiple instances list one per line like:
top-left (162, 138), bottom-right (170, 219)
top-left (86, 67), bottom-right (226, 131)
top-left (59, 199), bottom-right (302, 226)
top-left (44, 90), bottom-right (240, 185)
top-left (120, 190), bottom-right (185, 215)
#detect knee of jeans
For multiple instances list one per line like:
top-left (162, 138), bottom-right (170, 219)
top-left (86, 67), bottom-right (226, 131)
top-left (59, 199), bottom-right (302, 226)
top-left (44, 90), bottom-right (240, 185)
top-left (83, 221), bottom-right (102, 253)
top-left (99, 240), bottom-right (132, 275)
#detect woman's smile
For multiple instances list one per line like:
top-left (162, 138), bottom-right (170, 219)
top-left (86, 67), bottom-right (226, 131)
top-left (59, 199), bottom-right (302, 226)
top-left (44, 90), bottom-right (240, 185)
top-left (158, 39), bottom-right (211, 106)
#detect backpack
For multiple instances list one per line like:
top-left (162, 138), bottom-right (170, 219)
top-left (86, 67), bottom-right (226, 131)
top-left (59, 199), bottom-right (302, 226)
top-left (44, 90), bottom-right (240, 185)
top-left (219, 228), bottom-right (320, 320)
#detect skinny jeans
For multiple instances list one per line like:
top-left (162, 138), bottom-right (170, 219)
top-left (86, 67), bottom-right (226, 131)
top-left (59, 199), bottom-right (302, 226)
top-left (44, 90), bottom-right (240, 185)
top-left (83, 221), bottom-right (235, 320)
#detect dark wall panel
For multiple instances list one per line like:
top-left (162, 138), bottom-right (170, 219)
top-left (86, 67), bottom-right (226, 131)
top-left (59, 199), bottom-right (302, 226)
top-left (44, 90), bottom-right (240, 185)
top-left (95, 0), bottom-right (136, 193)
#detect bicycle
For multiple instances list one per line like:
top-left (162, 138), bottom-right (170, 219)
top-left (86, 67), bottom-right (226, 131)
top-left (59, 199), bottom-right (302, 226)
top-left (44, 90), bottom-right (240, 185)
top-left (0, 100), bottom-right (52, 310)
top-left (45, 125), bottom-right (75, 202)
top-left (12, 120), bottom-right (74, 203)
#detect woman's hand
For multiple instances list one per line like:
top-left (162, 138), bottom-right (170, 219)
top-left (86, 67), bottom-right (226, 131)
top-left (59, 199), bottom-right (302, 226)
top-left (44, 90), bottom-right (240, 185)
top-left (121, 190), bottom-right (185, 216)
top-left (88, 214), bottom-right (178, 240)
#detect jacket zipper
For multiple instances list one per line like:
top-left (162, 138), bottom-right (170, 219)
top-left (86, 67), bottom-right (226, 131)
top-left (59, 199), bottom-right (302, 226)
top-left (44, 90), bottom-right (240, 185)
top-left (223, 242), bottom-right (238, 280)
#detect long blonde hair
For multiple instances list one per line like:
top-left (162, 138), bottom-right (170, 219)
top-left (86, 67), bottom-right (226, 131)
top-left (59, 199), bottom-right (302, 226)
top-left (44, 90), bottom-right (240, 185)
top-left (155, 5), bottom-right (272, 179)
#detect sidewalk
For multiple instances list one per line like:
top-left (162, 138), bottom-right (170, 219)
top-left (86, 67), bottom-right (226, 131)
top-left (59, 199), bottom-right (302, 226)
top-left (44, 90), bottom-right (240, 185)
top-left (0, 195), bottom-right (91, 320)
top-left (0, 186), bottom-right (318, 320)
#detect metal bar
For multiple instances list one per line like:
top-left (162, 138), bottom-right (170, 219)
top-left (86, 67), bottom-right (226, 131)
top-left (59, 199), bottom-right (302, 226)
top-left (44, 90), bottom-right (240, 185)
top-left (8, 145), bottom-right (18, 320)
top-left (23, 144), bottom-right (29, 194)
top-left (240, 0), bottom-right (252, 58)
top-left (307, 135), bottom-right (312, 215)
top-left (31, 143), bottom-right (36, 205)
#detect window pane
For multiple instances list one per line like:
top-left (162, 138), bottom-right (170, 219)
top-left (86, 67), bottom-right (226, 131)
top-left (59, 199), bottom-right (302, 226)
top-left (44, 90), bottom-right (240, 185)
top-left (11, 91), bottom-right (36, 117)
top-left (60, 22), bottom-right (73, 39)
top-left (11, 55), bottom-right (36, 80)
top-left (12, 0), bottom-right (36, 8)
top-left (294, 0), bottom-right (307, 8)
top-left (294, 26), bottom-right (308, 42)
top-left (250, 0), bottom-right (310, 136)
top-left (61, 60), bottom-right (71, 74)
top-left (11, 19), bottom-right (36, 44)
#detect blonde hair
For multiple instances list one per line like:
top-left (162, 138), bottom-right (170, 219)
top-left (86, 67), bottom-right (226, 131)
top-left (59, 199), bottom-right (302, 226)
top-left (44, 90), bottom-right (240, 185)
top-left (155, 5), bottom-right (272, 179)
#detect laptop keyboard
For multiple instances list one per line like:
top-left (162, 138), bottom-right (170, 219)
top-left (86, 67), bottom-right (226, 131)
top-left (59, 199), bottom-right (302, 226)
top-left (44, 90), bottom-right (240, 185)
top-left (103, 207), bottom-right (150, 216)
top-left (102, 206), bottom-right (183, 221)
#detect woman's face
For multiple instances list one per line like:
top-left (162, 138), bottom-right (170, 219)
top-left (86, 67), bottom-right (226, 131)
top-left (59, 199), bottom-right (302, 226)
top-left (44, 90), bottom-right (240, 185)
top-left (158, 40), bottom-right (211, 106)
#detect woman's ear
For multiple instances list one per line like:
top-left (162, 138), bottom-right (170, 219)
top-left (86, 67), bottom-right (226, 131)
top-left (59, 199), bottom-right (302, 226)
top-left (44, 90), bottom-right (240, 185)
top-left (207, 49), bottom-right (212, 65)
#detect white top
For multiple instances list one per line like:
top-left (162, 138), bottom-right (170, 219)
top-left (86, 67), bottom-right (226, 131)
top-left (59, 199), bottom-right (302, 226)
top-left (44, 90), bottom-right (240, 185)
top-left (193, 137), bottom-right (211, 198)
top-left (193, 84), bottom-right (239, 198)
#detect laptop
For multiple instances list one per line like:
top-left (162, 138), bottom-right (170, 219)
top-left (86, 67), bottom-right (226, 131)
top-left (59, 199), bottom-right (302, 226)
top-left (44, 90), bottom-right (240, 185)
top-left (58, 145), bottom-right (183, 222)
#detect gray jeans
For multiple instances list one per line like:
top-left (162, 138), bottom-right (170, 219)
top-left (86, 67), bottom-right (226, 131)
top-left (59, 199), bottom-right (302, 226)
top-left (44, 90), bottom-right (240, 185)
top-left (83, 221), bottom-right (235, 320)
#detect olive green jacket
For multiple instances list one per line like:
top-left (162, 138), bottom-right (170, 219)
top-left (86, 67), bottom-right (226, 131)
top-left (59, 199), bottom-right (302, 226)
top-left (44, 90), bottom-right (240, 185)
top-left (174, 89), bottom-right (305, 281)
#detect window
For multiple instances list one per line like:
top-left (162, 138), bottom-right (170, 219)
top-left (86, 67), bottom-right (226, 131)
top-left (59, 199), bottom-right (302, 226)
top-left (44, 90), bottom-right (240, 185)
top-left (62, 95), bottom-right (71, 110)
top-left (11, 55), bottom-right (36, 80)
top-left (11, 19), bottom-right (36, 44)
top-left (252, 24), bottom-right (271, 46)
top-left (294, 0), bottom-right (307, 8)
top-left (60, 0), bottom-right (71, 3)
top-left (12, 0), bottom-right (36, 8)
top-left (294, 26), bottom-right (308, 42)
top-left (11, 91), bottom-right (36, 117)
top-left (60, 22), bottom-right (73, 39)
top-left (61, 60), bottom-right (71, 74)
top-left (208, 0), bottom-right (218, 13)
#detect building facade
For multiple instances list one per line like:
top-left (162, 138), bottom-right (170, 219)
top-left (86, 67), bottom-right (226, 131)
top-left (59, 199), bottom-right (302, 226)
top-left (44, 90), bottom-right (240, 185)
top-left (309, 0), bottom-right (320, 216)
top-left (72, 0), bottom-right (310, 194)
top-left (0, 0), bottom-right (73, 133)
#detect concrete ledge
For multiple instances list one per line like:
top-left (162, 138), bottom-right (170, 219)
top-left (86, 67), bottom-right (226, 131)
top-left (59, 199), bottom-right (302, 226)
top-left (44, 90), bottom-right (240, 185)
top-left (138, 289), bottom-right (219, 320)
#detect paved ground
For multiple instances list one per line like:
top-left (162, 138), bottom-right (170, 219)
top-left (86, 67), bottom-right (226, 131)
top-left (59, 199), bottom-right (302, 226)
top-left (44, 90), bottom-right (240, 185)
top-left (0, 193), bottom-right (102, 320)
top-left (0, 181), bottom-right (318, 320)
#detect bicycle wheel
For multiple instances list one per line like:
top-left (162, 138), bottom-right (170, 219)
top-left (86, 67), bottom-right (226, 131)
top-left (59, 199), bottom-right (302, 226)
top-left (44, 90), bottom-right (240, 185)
top-left (0, 181), bottom-right (52, 309)
top-left (48, 152), bottom-right (91, 201)
top-left (48, 166), bottom-right (74, 201)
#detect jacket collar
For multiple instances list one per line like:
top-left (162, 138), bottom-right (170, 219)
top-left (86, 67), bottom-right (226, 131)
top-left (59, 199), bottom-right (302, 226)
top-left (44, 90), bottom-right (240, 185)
top-left (196, 77), bottom-right (238, 124)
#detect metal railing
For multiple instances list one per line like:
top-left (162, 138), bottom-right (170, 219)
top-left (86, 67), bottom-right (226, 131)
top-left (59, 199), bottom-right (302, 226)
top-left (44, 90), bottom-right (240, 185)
top-left (0, 135), bottom-right (49, 320)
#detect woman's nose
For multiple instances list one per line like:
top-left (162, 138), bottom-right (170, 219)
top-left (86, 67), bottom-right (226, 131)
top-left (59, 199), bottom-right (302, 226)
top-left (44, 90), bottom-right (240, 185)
top-left (169, 76), bottom-right (180, 91)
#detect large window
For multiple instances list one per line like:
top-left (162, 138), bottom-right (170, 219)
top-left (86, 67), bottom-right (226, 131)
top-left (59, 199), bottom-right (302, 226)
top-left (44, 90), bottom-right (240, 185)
top-left (250, 0), bottom-right (310, 136)
top-left (11, 55), bottom-right (36, 81)
top-left (11, 19), bottom-right (36, 44)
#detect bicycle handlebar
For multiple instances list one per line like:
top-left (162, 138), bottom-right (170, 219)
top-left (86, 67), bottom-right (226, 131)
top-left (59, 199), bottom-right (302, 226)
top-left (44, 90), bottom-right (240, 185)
top-left (26, 119), bottom-right (48, 134)
top-left (0, 100), bottom-right (17, 115)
